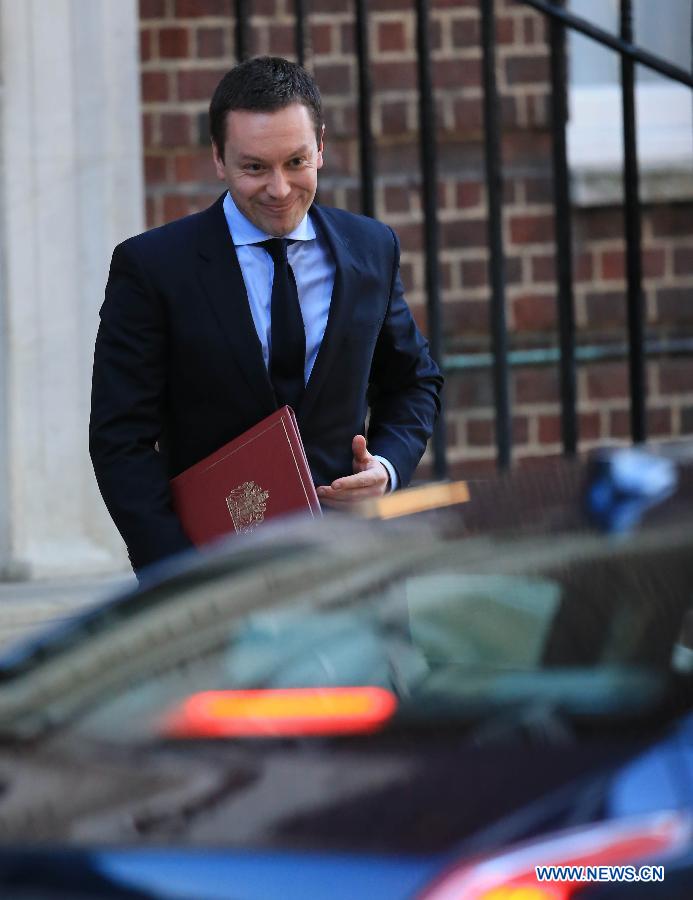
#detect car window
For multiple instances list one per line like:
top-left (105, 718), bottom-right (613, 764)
top-left (0, 512), bottom-right (691, 743)
top-left (66, 518), bottom-right (693, 743)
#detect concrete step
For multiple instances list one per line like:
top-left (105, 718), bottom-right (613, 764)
top-left (0, 572), bottom-right (135, 651)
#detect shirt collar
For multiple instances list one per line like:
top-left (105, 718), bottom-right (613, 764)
top-left (222, 191), bottom-right (316, 246)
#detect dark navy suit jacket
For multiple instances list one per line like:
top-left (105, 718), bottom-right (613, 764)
top-left (90, 195), bottom-right (443, 572)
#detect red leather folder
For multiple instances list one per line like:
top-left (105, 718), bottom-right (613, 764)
top-left (170, 406), bottom-right (321, 547)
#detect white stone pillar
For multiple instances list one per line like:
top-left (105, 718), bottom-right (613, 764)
top-left (0, 0), bottom-right (143, 577)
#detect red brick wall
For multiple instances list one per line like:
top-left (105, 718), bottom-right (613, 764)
top-left (138, 0), bottom-right (693, 478)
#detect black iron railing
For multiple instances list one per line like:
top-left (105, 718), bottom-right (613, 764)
top-left (234, 0), bottom-right (249, 61)
top-left (416, 0), bottom-right (447, 479)
top-left (480, 0), bottom-right (512, 471)
top-left (548, 1), bottom-right (577, 456)
top-left (483, 0), bottom-right (693, 465)
top-left (355, 0), bottom-right (375, 220)
top-left (232, 0), bottom-right (448, 478)
top-left (231, 0), bottom-right (693, 476)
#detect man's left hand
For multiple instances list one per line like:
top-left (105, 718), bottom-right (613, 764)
top-left (317, 435), bottom-right (389, 505)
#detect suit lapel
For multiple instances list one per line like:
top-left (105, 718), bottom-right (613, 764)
top-left (196, 195), bottom-right (276, 414)
top-left (299, 204), bottom-right (361, 426)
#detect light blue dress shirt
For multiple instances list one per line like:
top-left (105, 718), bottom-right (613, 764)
top-left (221, 191), bottom-right (398, 490)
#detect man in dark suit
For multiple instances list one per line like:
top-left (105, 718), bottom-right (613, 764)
top-left (90, 56), bottom-right (443, 575)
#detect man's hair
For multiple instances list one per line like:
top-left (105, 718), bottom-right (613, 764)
top-left (209, 56), bottom-right (323, 160)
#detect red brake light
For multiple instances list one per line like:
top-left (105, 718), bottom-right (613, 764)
top-left (418, 811), bottom-right (691, 900)
top-left (160, 686), bottom-right (398, 738)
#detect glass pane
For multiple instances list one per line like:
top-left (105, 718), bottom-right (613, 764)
top-left (635, 0), bottom-right (692, 83)
top-left (569, 0), bottom-right (619, 86)
top-left (570, 0), bottom-right (693, 86)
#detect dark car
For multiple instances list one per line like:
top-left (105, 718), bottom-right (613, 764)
top-left (0, 448), bottom-right (692, 898)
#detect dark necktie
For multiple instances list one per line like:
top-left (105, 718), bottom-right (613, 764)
top-left (260, 238), bottom-right (305, 411)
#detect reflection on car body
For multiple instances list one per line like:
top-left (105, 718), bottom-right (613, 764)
top-left (0, 450), bottom-right (692, 896)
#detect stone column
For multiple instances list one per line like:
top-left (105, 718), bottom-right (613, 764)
top-left (0, 0), bottom-right (144, 577)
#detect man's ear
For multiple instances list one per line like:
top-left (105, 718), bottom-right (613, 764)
top-left (211, 141), bottom-right (226, 180)
top-left (316, 124), bottom-right (325, 169)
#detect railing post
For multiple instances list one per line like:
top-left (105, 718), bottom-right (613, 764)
top-left (480, 0), bottom-right (511, 470)
top-left (295, 0), bottom-right (307, 68)
top-left (235, 0), bottom-right (249, 61)
top-left (519, 0), bottom-right (693, 88)
top-left (415, 0), bottom-right (447, 480)
top-left (549, 0), bottom-right (577, 455)
top-left (354, 0), bottom-right (375, 218)
top-left (620, 0), bottom-right (646, 443)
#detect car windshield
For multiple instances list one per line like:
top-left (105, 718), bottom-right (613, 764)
top-left (1, 453), bottom-right (692, 745)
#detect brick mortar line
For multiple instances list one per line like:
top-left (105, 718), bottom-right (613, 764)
top-left (437, 208), bottom-right (487, 222)
top-left (504, 283), bottom-right (557, 296)
top-left (142, 103), bottom-right (212, 112)
top-left (141, 61), bottom-right (243, 71)
top-left (502, 203), bottom-right (555, 214)
top-left (429, 48), bottom-right (482, 61)
top-left (504, 241), bottom-right (557, 251)
top-left (309, 55), bottom-right (359, 66)
top-left (496, 43), bottom-right (550, 57)
top-left (309, 14), bottom-right (355, 25)
top-left (437, 249), bottom-right (494, 261)
top-left (371, 51), bottom-right (419, 62)
top-left (440, 288), bottom-right (489, 301)
top-left (371, 91), bottom-right (421, 102)
top-left (143, 18), bottom-right (236, 26)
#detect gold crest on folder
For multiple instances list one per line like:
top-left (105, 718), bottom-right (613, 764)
top-left (226, 481), bottom-right (270, 534)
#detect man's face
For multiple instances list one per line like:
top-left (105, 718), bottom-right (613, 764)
top-left (213, 103), bottom-right (324, 237)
